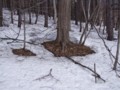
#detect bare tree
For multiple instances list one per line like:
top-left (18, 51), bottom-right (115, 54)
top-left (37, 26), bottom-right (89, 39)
top-left (35, 0), bottom-right (40, 24)
top-left (28, 0), bottom-right (32, 24)
top-left (44, 0), bottom-right (48, 27)
top-left (106, 0), bottom-right (114, 40)
top-left (53, 0), bottom-right (57, 24)
top-left (10, 0), bottom-right (14, 24)
top-left (113, 18), bottom-right (120, 70)
top-left (17, 0), bottom-right (22, 28)
top-left (74, 0), bottom-right (78, 25)
top-left (0, 0), bottom-right (2, 26)
top-left (56, 0), bottom-right (71, 51)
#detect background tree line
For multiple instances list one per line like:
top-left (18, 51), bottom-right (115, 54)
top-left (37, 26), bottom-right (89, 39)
top-left (0, 0), bottom-right (120, 70)
top-left (0, 0), bottom-right (119, 41)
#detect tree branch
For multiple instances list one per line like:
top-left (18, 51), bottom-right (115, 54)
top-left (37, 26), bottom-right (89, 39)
top-left (0, 37), bottom-right (39, 45)
top-left (33, 69), bottom-right (60, 83)
top-left (65, 56), bottom-right (106, 82)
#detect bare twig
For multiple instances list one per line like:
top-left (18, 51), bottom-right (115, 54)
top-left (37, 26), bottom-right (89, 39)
top-left (94, 63), bottom-right (97, 83)
top-left (34, 69), bottom-right (59, 83)
top-left (65, 56), bottom-right (106, 82)
top-left (34, 69), bottom-right (53, 81)
top-left (8, 27), bottom-right (21, 44)
top-left (0, 36), bottom-right (39, 45)
top-left (93, 25), bottom-right (116, 60)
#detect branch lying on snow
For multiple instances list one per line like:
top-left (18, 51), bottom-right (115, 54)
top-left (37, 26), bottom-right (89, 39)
top-left (0, 37), bottom-right (40, 45)
top-left (33, 69), bottom-right (60, 83)
top-left (115, 70), bottom-right (120, 78)
top-left (65, 56), bottom-right (106, 82)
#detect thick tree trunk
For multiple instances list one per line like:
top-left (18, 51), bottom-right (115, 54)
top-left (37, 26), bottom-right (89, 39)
top-left (0, 0), bottom-right (2, 26)
top-left (56, 0), bottom-right (71, 50)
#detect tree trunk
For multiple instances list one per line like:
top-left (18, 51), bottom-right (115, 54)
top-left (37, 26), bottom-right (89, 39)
top-left (44, 0), bottom-right (48, 27)
top-left (10, 0), bottom-right (14, 24)
top-left (53, 0), bottom-right (57, 24)
top-left (0, 0), bottom-right (3, 26)
top-left (106, 0), bottom-right (114, 41)
top-left (113, 9), bottom-right (120, 70)
top-left (28, 0), bottom-right (32, 24)
top-left (56, 0), bottom-right (71, 51)
top-left (77, 0), bottom-right (83, 32)
top-left (35, 6), bottom-right (39, 24)
top-left (18, 0), bottom-right (22, 28)
top-left (113, 26), bottom-right (120, 70)
top-left (74, 0), bottom-right (78, 25)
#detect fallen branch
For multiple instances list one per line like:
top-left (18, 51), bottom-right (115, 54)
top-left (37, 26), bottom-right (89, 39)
top-left (0, 37), bottom-right (40, 45)
top-left (65, 56), bottom-right (106, 82)
top-left (34, 69), bottom-right (59, 83)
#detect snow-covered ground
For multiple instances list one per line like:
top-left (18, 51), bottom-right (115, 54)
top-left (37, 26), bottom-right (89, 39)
top-left (0, 10), bottom-right (120, 90)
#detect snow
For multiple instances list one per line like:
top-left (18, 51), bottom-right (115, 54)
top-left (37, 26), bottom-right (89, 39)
top-left (0, 10), bottom-right (120, 90)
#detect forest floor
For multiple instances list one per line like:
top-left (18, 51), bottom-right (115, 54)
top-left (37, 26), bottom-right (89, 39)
top-left (0, 10), bottom-right (120, 90)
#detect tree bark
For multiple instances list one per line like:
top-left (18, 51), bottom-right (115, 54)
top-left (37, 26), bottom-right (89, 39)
top-left (53, 0), bottom-right (57, 24)
top-left (28, 0), bottom-right (32, 24)
top-left (10, 0), bottom-right (14, 24)
top-left (113, 26), bottom-right (120, 70)
top-left (74, 0), bottom-right (78, 25)
top-left (44, 0), bottom-right (48, 27)
top-left (106, 0), bottom-right (114, 41)
top-left (56, 0), bottom-right (71, 51)
top-left (113, 10), bottom-right (120, 70)
top-left (18, 0), bottom-right (22, 28)
top-left (0, 0), bottom-right (3, 26)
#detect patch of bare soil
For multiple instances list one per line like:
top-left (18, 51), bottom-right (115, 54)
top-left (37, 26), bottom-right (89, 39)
top-left (42, 41), bottom-right (95, 57)
top-left (12, 48), bottom-right (36, 56)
